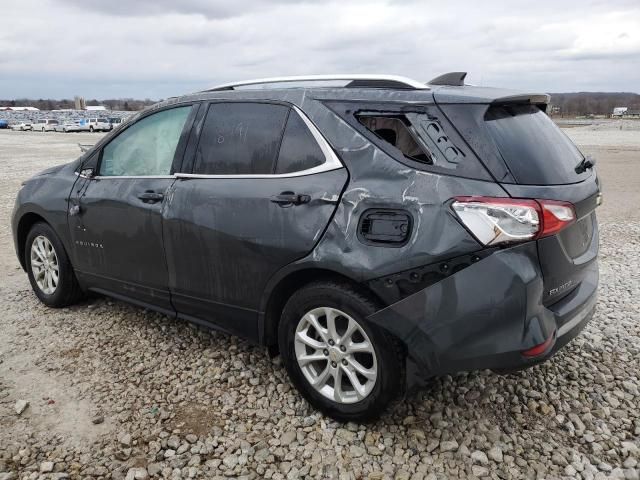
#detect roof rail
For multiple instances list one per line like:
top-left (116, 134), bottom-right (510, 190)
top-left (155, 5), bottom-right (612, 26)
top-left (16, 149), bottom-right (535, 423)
top-left (206, 74), bottom-right (430, 91)
top-left (428, 72), bottom-right (467, 86)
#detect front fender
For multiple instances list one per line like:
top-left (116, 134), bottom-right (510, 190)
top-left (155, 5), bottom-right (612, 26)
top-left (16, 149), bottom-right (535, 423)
top-left (12, 165), bottom-right (79, 269)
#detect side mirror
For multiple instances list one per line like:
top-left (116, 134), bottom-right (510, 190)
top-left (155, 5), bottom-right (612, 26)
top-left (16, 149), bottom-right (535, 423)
top-left (79, 168), bottom-right (95, 179)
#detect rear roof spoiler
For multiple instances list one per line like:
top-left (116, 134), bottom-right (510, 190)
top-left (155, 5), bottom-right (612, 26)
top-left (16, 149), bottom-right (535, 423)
top-left (491, 93), bottom-right (550, 110)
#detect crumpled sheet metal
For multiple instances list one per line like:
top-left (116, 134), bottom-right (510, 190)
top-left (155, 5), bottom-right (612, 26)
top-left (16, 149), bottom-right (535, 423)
top-left (367, 242), bottom-right (556, 376)
top-left (293, 95), bottom-right (507, 281)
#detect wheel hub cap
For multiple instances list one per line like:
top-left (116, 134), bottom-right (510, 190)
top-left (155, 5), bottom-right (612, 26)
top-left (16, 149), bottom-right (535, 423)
top-left (328, 348), bottom-right (340, 363)
top-left (30, 235), bottom-right (59, 295)
top-left (294, 307), bottom-right (378, 404)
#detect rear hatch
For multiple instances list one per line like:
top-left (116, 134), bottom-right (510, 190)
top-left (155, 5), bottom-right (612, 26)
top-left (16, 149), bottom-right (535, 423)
top-left (435, 91), bottom-right (600, 307)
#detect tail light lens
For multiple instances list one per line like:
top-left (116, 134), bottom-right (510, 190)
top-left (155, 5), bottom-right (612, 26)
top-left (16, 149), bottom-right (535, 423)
top-left (451, 196), bottom-right (576, 246)
top-left (539, 201), bottom-right (575, 237)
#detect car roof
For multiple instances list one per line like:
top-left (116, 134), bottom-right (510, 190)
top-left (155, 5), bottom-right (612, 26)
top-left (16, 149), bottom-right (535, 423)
top-left (148, 73), bottom-right (550, 113)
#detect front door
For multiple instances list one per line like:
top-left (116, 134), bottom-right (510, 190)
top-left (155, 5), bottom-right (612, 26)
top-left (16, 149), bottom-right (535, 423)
top-left (69, 104), bottom-right (197, 313)
top-left (163, 102), bottom-right (348, 340)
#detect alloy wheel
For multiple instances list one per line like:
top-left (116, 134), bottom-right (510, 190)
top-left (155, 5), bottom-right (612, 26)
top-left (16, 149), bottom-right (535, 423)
top-left (30, 235), bottom-right (59, 295)
top-left (294, 307), bottom-right (378, 404)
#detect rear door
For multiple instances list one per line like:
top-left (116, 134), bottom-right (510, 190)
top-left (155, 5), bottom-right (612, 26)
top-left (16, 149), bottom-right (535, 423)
top-left (69, 104), bottom-right (197, 312)
top-left (438, 101), bottom-right (600, 306)
top-left (163, 101), bottom-right (348, 340)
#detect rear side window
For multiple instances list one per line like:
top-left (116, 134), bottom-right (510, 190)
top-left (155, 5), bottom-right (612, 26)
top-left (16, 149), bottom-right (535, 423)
top-left (194, 102), bottom-right (288, 175)
top-left (484, 104), bottom-right (588, 185)
top-left (358, 115), bottom-right (431, 164)
top-left (324, 101), bottom-right (492, 181)
top-left (275, 110), bottom-right (325, 174)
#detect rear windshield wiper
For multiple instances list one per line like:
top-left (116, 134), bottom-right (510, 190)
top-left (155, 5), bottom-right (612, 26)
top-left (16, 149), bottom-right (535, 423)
top-left (575, 155), bottom-right (595, 174)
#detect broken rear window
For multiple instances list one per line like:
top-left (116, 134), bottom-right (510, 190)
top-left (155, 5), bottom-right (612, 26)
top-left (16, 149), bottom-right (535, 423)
top-left (358, 115), bottom-right (432, 164)
top-left (357, 112), bottom-right (469, 170)
top-left (323, 101), bottom-right (493, 181)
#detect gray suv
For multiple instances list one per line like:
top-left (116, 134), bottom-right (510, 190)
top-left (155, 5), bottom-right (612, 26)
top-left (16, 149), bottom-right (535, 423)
top-left (12, 73), bottom-right (600, 421)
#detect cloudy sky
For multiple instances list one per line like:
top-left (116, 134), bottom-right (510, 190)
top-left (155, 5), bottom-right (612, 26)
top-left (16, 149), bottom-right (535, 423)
top-left (1, 0), bottom-right (639, 99)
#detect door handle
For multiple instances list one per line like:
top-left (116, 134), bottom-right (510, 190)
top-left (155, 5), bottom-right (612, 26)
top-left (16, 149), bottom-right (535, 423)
top-left (270, 192), bottom-right (311, 206)
top-left (138, 191), bottom-right (164, 203)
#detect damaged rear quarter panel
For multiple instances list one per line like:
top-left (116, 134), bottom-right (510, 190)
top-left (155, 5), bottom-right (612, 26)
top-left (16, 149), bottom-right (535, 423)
top-left (367, 242), bottom-right (555, 376)
top-left (285, 95), bottom-right (508, 282)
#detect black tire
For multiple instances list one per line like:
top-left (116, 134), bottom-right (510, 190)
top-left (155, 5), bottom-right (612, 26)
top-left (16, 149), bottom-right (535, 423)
top-left (25, 222), bottom-right (83, 308)
top-left (278, 281), bottom-right (403, 422)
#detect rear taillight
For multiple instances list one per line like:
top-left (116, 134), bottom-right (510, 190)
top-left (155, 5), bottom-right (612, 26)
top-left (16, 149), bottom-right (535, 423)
top-left (538, 201), bottom-right (575, 237)
top-left (451, 196), bottom-right (576, 246)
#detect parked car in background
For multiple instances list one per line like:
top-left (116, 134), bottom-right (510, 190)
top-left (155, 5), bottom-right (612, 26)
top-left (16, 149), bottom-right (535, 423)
top-left (78, 118), bottom-right (111, 132)
top-left (33, 119), bottom-right (59, 132)
top-left (10, 121), bottom-right (33, 131)
top-left (0, 120), bottom-right (9, 129)
top-left (54, 122), bottom-right (83, 133)
top-left (11, 73), bottom-right (601, 421)
top-left (109, 117), bottom-right (125, 130)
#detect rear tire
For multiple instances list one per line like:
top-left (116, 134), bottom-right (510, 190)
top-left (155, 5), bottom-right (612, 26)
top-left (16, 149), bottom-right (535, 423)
top-left (278, 281), bottom-right (403, 422)
top-left (25, 222), bottom-right (83, 307)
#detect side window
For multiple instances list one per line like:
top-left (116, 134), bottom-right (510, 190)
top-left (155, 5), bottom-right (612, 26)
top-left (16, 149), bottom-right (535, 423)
top-left (194, 102), bottom-right (288, 175)
top-left (275, 110), bottom-right (325, 174)
top-left (99, 106), bottom-right (191, 176)
top-left (358, 115), bottom-right (433, 164)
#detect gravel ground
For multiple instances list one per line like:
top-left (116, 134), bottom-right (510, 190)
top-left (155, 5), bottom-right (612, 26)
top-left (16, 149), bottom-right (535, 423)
top-left (1, 125), bottom-right (639, 480)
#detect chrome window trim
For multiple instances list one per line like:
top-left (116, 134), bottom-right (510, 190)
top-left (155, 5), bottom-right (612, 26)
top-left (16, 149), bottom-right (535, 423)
top-left (176, 105), bottom-right (344, 179)
top-left (93, 175), bottom-right (176, 180)
top-left (74, 172), bottom-right (175, 180)
top-left (175, 167), bottom-right (342, 180)
top-left (76, 106), bottom-right (344, 180)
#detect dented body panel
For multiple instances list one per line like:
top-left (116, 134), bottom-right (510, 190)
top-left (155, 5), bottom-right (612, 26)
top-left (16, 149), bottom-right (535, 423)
top-left (163, 169), bottom-right (348, 341)
top-left (367, 242), bottom-right (598, 381)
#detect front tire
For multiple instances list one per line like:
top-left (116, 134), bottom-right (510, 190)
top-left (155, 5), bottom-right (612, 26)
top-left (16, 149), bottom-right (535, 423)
top-left (25, 222), bottom-right (82, 307)
top-left (278, 281), bottom-right (403, 422)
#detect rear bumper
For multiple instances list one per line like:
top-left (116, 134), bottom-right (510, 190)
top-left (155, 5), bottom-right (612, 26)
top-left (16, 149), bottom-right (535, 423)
top-left (367, 242), bottom-right (598, 386)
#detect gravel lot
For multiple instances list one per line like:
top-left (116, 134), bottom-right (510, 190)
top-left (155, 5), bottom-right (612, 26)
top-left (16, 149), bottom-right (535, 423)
top-left (1, 124), bottom-right (639, 480)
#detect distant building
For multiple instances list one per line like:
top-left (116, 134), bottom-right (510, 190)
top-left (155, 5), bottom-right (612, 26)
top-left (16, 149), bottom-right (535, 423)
top-left (73, 96), bottom-right (106, 111)
top-left (0, 106), bottom-right (40, 111)
top-left (74, 96), bottom-right (86, 110)
top-left (612, 107), bottom-right (640, 118)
